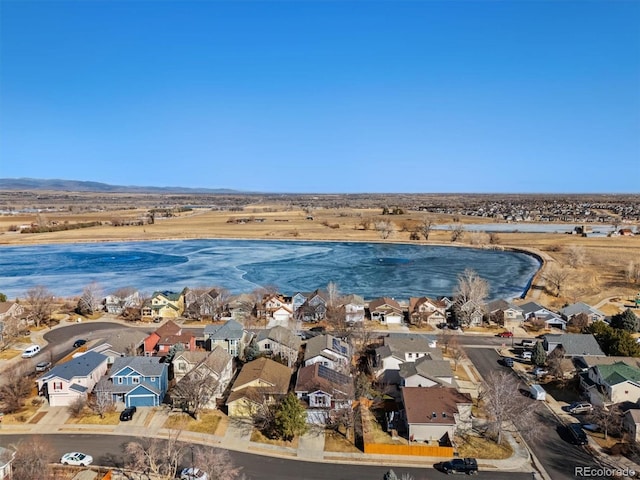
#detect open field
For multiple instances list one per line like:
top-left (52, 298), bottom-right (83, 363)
top-left (0, 196), bottom-right (639, 308)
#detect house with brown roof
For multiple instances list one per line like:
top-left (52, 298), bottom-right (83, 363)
top-left (408, 297), bottom-right (447, 327)
top-left (143, 320), bottom-right (195, 356)
top-left (226, 357), bottom-right (291, 417)
top-left (295, 363), bottom-right (354, 424)
top-left (401, 387), bottom-right (473, 444)
top-left (369, 297), bottom-right (404, 325)
top-left (257, 293), bottom-right (294, 326)
top-left (0, 301), bottom-right (25, 323)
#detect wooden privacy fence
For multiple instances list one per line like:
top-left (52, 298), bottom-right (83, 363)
top-left (364, 442), bottom-right (454, 457)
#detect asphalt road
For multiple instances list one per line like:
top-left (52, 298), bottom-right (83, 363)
top-left (465, 346), bottom-right (609, 480)
top-left (0, 434), bottom-right (538, 480)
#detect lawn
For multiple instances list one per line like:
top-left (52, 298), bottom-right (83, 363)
top-left (250, 429), bottom-right (300, 448)
top-left (0, 349), bottom-right (21, 360)
top-left (66, 410), bottom-right (120, 425)
top-left (324, 430), bottom-right (361, 453)
top-left (163, 410), bottom-right (224, 435)
top-left (1, 400), bottom-right (42, 424)
top-left (456, 435), bottom-right (513, 459)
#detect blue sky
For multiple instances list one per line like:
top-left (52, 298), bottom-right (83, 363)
top-left (1, 1), bottom-right (638, 193)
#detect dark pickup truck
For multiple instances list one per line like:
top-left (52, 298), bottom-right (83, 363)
top-left (439, 458), bottom-right (478, 475)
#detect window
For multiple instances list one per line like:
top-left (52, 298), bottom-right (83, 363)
top-left (264, 343), bottom-right (271, 350)
top-left (177, 362), bottom-right (186, 372)
top-left (150, 377), bottom-right (156, 382)
top-left (408, 353), bottom-right (413, 359)
top-left (132, 376), bottom-right (140, 384)
top-left (53, 381), bottom-right (63, 391)
top-left (117, 377), bottom-right (123, 384)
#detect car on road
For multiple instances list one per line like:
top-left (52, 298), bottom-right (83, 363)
top-left (520, 351), bottom-right (532, 360)
top-left (532, 367), bottom-right (548, 376)
top-left (119, 406), bottom-right (137, 421)
top-left (35, 361), bottom-right (52, 372)
top-left (73, 339), bottom-right (87, 348)
top-left (567, 423), bottom-right (588, 445)
top-left (180, 467), bottom-right (209, 479)
top-left (521, 339), bottom-right (537, 348)
top-left (22, 344), bottom-right (41, 358)
top-left (568, 402), bottom-right (593, 414)
top-left (61, 452), bottom-right (93, 466)
top-left (437, 457), bottom-right (478, 475)
top-left (497, 331), bottom-right (513, 338)
top-left (502, 357), bottom-right (514, 367)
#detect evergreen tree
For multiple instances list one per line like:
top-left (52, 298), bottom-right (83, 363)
top-left (273, 392), bottom-right (308, 441)
top-left (610, 309), bottom-right (639, 333)
top-left (0, 292), bottom-right (6, 302)
top-left (531, 341), bottom-right (547, 367)
top-left (384, 470), bottom-right (399, 480)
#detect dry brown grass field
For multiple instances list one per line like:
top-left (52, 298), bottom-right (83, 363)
top-left (1, 201), bottom-right (639, 309)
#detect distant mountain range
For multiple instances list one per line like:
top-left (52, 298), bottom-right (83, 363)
top-left (0, 178), bottom-right (244, 194)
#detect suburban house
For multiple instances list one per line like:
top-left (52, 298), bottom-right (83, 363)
top-left (623, 409), bottom-right (640, 442)
top-left (256, 293), bottom-right (293, 323)
top-left (399, 356), bottom-right (456, 388)
top-left (184, 288), bottom-right (228, 320)
top-left (109, 356), bottom-right (169, 407)
top-left (90, 330), bottom-right (147, 364)
top-left (171, 347), bottom-right (234, 408)
top-left (0, 301), bottom-right (25, 324)
top-left (559, 302), bottom-right (607, 324)
top-left (303, 334), bottom-right (351, 374)
top-left (143, 320), bottom-right (195, 356)
top-left (340, 294), bottom-right (366, 323)
top-left (401, 387), bottom-right (473, 444)
top-left (369, 297), bottom-right (404, 324)
top-left (141, 289), bottom-right (186, 321)
top-left (543, 333), bottom-right (605, 357)
top-left (456, 300), bottom-right (484, 327)
top-left (255, 325), bottom-right (302, 367)
top-left (375, 334), bottom-right (441, 383)
top-left (294, 290), bottom-right (328, 323)
top-left (580, 361), bottom-right (640, 406)
top-left (204, 319), bottom-right (252, 358)
top-left (226, 357), bottom-right (291, 417)
top-left (520, 301), bottom-right (566, 330)
top-left (486, 299), bottom-right (525, 327)
top-left (37, 351), bottom-right (109, 407)
top-left (104, 291), bottom-right (140, 315)
top-left (227, 293), bottom-right (256, 322)
top-left (408, 297), bottom-right (447, 327)
top-left (0, 446), bottom-right (15, 480)
top-left (294, 363), bottom-right (354, 424)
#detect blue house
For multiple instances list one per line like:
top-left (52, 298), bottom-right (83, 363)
top-left (109, 356), bottom-right (168, 407)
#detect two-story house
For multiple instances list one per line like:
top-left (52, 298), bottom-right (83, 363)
top-left (256, 293), bottom-right (294, 326)
top-left (580, 361), bottom-right (640, 406)
top-left (294, 363), bottom-right (354, 424)
top-left (303, 334), bottom-right (351, 374)
top-left (89, 330), bottom-right (147, 364)
top-left (0, 447), bottom-right (15, 480)
top-left (104, 291), bottom-right (140, 315)
top-left (399, 356), bottom-right (456, 388)
top-left (109, 356), bottom-right (169, 407)
top-left (184, 288), bottom-right (229, 320)
top-left (141, 289), bottom-right (186, 321)
top-left (294, 290), bottom-right (328, 323)
top-left (520, 301), bottom-right (566, 330)
top-left (486, 299), bottom-right (525, 328)
top-left (143, 320), bottom-right (195, 356)
top-left (226, 357), bottom-right (291, 417)
top-left (255, 325), bottom-right (302, 367)
top-left (408, 297), bottom-right (447, 327)
top-left (368, 297), bottom-right (404, 325)
top-left (37, 351), bottom-right (109, 407)
top-left (340, 294), bottom-right (365, 324)
top-left (204, 319), bottom-right (252, 358)
top-left (375, 334), bottom-right (440, 383)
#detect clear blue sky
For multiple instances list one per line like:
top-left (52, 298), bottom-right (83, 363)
top-left (1, 1), bottom-right (639, 193)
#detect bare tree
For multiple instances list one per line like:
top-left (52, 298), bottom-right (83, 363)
top-left (375, 220), bottom-right (395, 239)
top-left (450, 223), bottom-right (465, 242)
top-left (192, 445), bottom-right (243, 480)
top-left (547, 346), bottom-right (566, 380)
top-left (588, 404), bottom-right (623, 441)
top-left (438, 327), bottom-right (453, 353)
top-left (543, 264), bottom-right (570, 297)
top-left (419, 214), bottom-right (434, 240)
top-left (76, 281), bottom-right (104, 315)
top-left (480, 371), bottom-right (542, 444)
top-left (625, 261), bottom-right (640, 284)
top-left (0, 367), bottom-right (33, 413)
top-left (453, 269), bottom-right (489, 326)
top-left (67, 397), bottom-right (87, 418)
top-left (326, 406), bottom-right (355, 441)
top-left (124, 431), bottom-right (184, 480)
top-left (449, 336), bottom-right (466, 372)
top-left (566, 245), bottom-right (586, 269)
top-left (468, 231), bottom-right (490, 246)
top-left (172, 368), bottom-right (220, 419)
top-left (0, 314), bottom-right (21, 349)
top-left (90, 379), bottom-right (115, 418)
top-left (24, 285), bottom-right (55, 327)
top-left (11, 436), bottom-right (55, 480)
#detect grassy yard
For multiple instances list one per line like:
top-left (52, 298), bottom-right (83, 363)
top-left (0, 349), bottom-right (21, 360)
top-left (362, 408), bottom-right (407, 445)
top-left (250, 429), bottom-right (300, 448)
top-left (66, 410), bottom-right (120, 425)
top-left (324, 430), bottom-right (361, 453)
top-left (163, 410), bottom-right (224, 435)
top-left (1, 400), bottom-right (42, 424)
top-left (456, 435), bottom-right (513, 459)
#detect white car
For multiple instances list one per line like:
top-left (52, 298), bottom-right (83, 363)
top-left (61, 452), bottom-right (93, 466)
top-left (180, 467), bottom-right (209, 480)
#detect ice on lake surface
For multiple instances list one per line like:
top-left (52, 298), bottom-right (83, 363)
top-left (0, 239), bottom-right (540, 300)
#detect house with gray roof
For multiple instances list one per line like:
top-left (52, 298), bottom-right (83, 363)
top-left (90, 330), bottom-right (147, 364)
top-left (256, 325), bottom-right (302, 367)
top-left (559, 302), bottom-right (606, 324)
top-left (37, 351), bottom-right (108, 407)
top-left (399, 356), bottom-right (456, 388)
top-left (204, 319), bottom-right (252, 358)
top-left (304, 334), bottom-right (351, 374)
top-left (543, 333), bottom-right (605, 357)
top-left (520, 301), bottom-right (566, 330)
top-left (375, 333), bottom-right (441, 384)
top-left (580, 361), bottom-right (640, 406)
top-left (486, 299), bottom-right (525, 327)
top-left (623, 409), bottom-right (640, 442)
top-left (0, 446), bottom-right (15, 480)
top-left (109, 356), bottom-right (168, 408)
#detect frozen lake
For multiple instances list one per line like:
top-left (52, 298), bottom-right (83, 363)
top-left (0, 239), bottom-right (541, 301)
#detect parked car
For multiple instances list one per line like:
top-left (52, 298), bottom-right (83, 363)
top-left (61, 452), bottom-right (93, 466)
top-left (498, 331), bottom-right (513, 338)
top-left (521, 339), bottom-right (536, 348)
top-left (582, 423), bottom-right (601, 432)
top-left (437, 457), bottom-right (478, 475)
top-left (502, 357), bottom-right (514, 367)
top-left (120, 406), bottom-right (137, 421)
top-left (532, 367), bottom-right (548, 376)
top-left (567, 423), bottom-right (588, 445)
top-left (568, 402), bottom-right (593, 414)
top-left (73, 339), bottom-right (87, 348)
top-left (35, 361), bottom-right (52, 372)
top-left (180, 467), bottom-right (209, 479)
top-left (521, 351), bottom-right (532, 360)
top-left (22, 344), bottom-right (41, 358)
